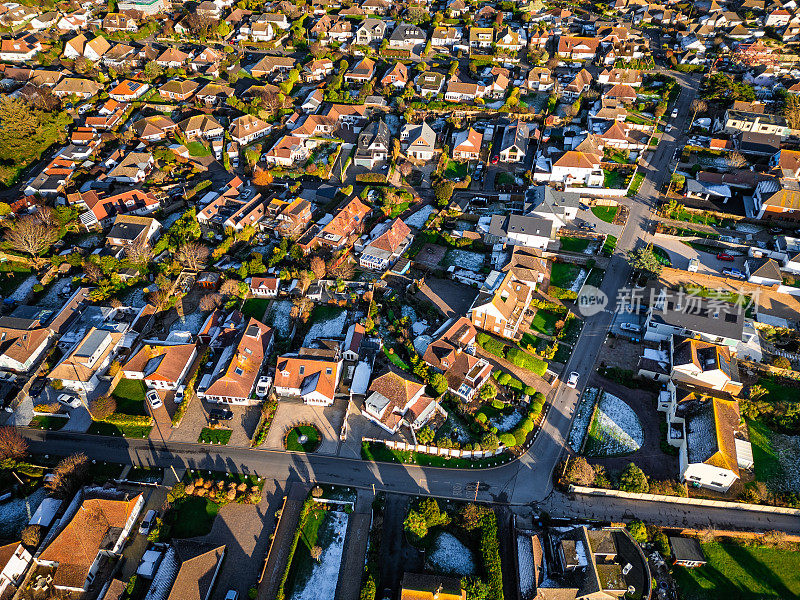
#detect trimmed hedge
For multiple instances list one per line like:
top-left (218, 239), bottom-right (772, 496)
top-left (276, 498), bottom-right (313, 600)
top-left (102, 413), bottom-right (153, 426)
top-left (479, 509), bottom-right (504, 600)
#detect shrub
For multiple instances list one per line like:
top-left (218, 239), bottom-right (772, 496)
top-left (773, 356), bottom-right (792, 370)
top-left (475, 412), bottom-right (487, 424)
top-left (46, 453), bottom-right (91, 499)
top-left (627, 520), bottom-right (648, 544)
top-left (491, 399), bottom-right (505, 410)
top-left (519, 418), bottom-right (534, 433)
top-left (652, 530), bottom-right (671, 558)
top-left (512, 428), bottom-right (527, 446)
top-left (564, 456), bottom-right (595, 486)
top-left (21, 524), bottom-right (42, 548)
top-left (618, 462), bottom-right (649, 494)
top-left (498, 433), bottom-right (516, 447)
top-left (480, 432), bottom-right (499, 451)
top-left (496, 372), bottom-right (512, 386)
top-left (89, 396), bottom-right (117, 420)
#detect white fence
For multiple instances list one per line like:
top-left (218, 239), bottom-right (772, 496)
top-left (363, 437), bottom-right (505, 460)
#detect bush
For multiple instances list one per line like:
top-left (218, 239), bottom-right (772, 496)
top-left (652, 529), bottom-right (671, 558)
top-left (490, 399), bottom-right (505, 410)
top-left (773, 356), bottom-right (792, 370)
top-left (563, 456), bottom-right (595, 486)
top-left (618, 462), bottom-right (649, 494)
top-left (46, 453), bottom-right (91, 499)
top-left (496, 372), bottom-right (511, 386)
top-left (480, 432), bottom-right (499, 451)
top-left (498, 433), bottom-right (516, 447)
top-left (475, 412), bottom-right (487, 424)
top-left (21, 524), bottom-right (42, 548)
top-left (511, 428), bottom-right (527, 446)
top-left (627, 520), bottom-right (648, 544)
top-left (504, 348), bottom-right (547, 375)
top-left (89, 396), bottom-right (117, 420)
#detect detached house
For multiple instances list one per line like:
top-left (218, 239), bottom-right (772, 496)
top-left (107, 152), bottom-right (154, 184)
top-left (108, 80), bottom-right (149, 102)
top-left (355, 18), bottom-right (386, 44)
top-left (53, 78), bottom-right (102, 99)
top-left (422, 317), bottom-right (492, 402)
top-left (401, 121), bottom-right (436, 161)
top-left (362, 369), bottom-right (442, 435)
top-left (345, 57), bottom-right (376, 83)
top-left (274, 351), bottom-right (342, 406)
top-left (670, 336), bottom-right (743, 395)
top-left (388, 23), bottom-right (427, 48)
top-left (452, 127), bottom-right (483, 160)
top-left (48, 328), bottom-right (125, 393)
top-left (265, 135), bottom-right (310, 167)
top-left (122, 343), bottom-right (198, 390)
top-left (469, 267), bottom-right (540, 341)
top-left (177, 114), bottom-right (224, 140)
top-left (359, 218), bottom-right (413, 270)
top-left (156, 47), bottom-right (190, 69)
top-left (469, 27), bottom-right (493, 49)
top-left (250, 277), bottom-right (280, 297)
top-left (317, 197), bottom-right (371, 250)
top-left (230, 114), bottom-right (271, 145)
top-left (381, 62), bottom-right (408, 88)
top-left (354, 119), bottom-right (390, 168)
top-left (498, 120), bottom-right (531, 163)
top-left (200, 318), bottom-right (273, 406)
top-left (158, 79), bottom-right (200, 101)
top-left (558, 35), bottom-right (600, 60)
top-left (416, 70), bottom-right (446, 97)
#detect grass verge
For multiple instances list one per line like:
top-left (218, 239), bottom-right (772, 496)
top-left (198, 427), bottom-right (232, 445)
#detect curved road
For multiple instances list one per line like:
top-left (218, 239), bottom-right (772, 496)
top-left (22, 72), bottom-right (800, 533)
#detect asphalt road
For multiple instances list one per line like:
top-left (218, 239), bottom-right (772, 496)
top-left (24, 73), bottom-right (789, 534)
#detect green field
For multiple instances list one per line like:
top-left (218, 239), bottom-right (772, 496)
top-left (198, 427), bottom-right (232, 445)
top-left (673, 542), bottom-right (800, 599)
top-left (550, 263), bottom-right (582, 288)
top-left (559, 237), bottom-right (591, 253)
top-left (592, 205), bottom-right (619, 223)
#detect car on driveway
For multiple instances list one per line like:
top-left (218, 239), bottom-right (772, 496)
top-left (716, 252), bottom-right (734, 261)
top-left (255, 376), bottom-right (272, 398)
top-left (566, 372), bottom-right (579, 389)
top-left (620, 323), bottom-right (642, 333)
top-left (490, 155), bottom-right (499, 164)
top-left (209, 407), bottom-right (234, 421)
top-left (723, 268), bottom-right (745, 279)
top-left (174, 385), bottom-right (185, 404)
top-left (139, 509), bottom-right (157, 535)
top-left (56, 394), bottom-right (81, 409)
top-left (146, 389), bottom-right (163, 410)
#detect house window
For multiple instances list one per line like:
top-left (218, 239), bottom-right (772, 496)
top-left (326, 368), bottom-right (332, 375)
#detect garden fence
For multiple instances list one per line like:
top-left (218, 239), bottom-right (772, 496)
top-left (362, 437), bottom-right (505, 459)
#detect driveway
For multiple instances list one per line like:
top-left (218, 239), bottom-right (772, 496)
top-left (262, 396), bottom-right (346, 455)
top-left (339, 399), bottom-right (412, 459)
top-left (416, 277), bottom-right (479, 318)
top-left (651, 236), bottom-right (747, 275)
top-left (169, 398), bottom-right (260, 447)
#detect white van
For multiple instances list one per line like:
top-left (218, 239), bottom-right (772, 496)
top-left (688, 258), bottom-right (699, 272)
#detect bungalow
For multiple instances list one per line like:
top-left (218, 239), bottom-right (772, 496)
top-left (469, 27), bottom-right (493, 49)
top-left (558, 35), bottom-right (600, 60)
top-left (108, 80), bottom-right (149, 102)
top-left (85, 36), bottom-right (112, 61)
top-left (317, 197), bottom-right (371, 250)
top-left (52, 78), bottom-right (102, 99)
top-left (250, 277), bottom-right (280, 297)
top-left (230, 114), bottom-right (271, 145)
top-left (155, 47), bottom-right (190, 69)
top-left (158, 79), bottom-right (199, 101)
top-left (274, 351), bottom-right (342, 406)
top-left (345, 57), bottom-right (376, 83)
top-left (107, 152), bottom-right (154, 184)
top-left (452, 127), bottom-right (483, 160)
top-left (177, 114), bottom-right (224, 140)
top-left (603, 83), bottom-right (637, 104)
top-left (195, 82), bottom-right (235, 106)
top-left (526, 67), bottom-right (554, 92)
top-left (444, 79), bottom-right (486, 102)
top-left (132, 115), bottom-right (177, 142)
top-left (250, 55), bottom-right (296, 78)
top-left (550, 150), bottom-right (603, 186)
top-left (362, 369), bottom-right (441, 435)
top-left (122, 343), bottom-right (198, 390)
top-left (745, 257), bottom-right (783, 286)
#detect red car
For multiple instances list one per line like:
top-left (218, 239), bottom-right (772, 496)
top-left (717, 252), bottom-right (734, 261)
top-left (490, 155), bottom-right (499, 165)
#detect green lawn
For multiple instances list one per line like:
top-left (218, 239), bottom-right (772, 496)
top-left (169, 496), bottom-right (220, 538)
top-left (559, 237), bottom-right (591, 253)
top-left (87, 421), bottom-right (152, 438)
top-left (531, 309), bottom-right (560, 335)
top-left (186, 141), bottom-right (211, 157)
top-left (757, 376), bottom-right (800, 403)
top-left (111, 379), bottom-right (148, 416)
top-left (388, 201), bottom-right (411, 218)
top-left (242, 297), bottom-right (270, 321)
top-left (28, 416), bottom-right (67, 431)
top-left (603, 169), bottom-right (623, 188)
top-left (362, 441), bottom-right (511, 468)
top-left (383, 348), bottom-right (410, 370)
top-left (443, 160), bottom-right (469, 180)
top-left (285, 504), bottom-right (331, 598)
top-left (550, 263), bottom-right (582, 288)
top-left (673, 542), bottom-right (800, 599)
top-left (198, 427), bottom-right (232, 445)
top-left (748, 419), bottom-right (782, 484)
top-left (285, 425), bottom-right (321, 452)
top-left (0, 268), bottom-right (33, 297)
top-left (592, 205), bottom-right (619, 223)
top-left (626, 172), bottom-right (644, 197)
top-left (495, 171), bottom-right (516, 187)
top-left (602, 235), bottom-right (618, 256)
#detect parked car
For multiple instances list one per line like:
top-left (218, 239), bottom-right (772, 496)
top-left (255, 376), bottom-right (272, 398)
top-left (566, 372), bottom-right (579, 389)
top-left (579, 223), bottom-right (596, 230)
top-left (620, 322), bottom-right (643, 333)
top-left (723, 268), bottom-right (745, 279)
top-left (225, 592), bottom-right (238, 600)
top-left (29, 377), bottom-right (46, 398)
top-left (209, 407), bottom-right (233, 421)
top-left (139, 509), bottom-right (157, 535)
top-left (671, 108), bottom-right (679, 119)
top-left (490, 155), bottom-right (499, 164)
top-left (716, 252), bottom-right (734, 261)
top-left (56, 394), bottom-right (81, 409)
top-left (688, 258), bottom-right (699, 272)
top-left (174, 385), bottom-right (186, 404)
top-left (146, 389), bottom-right (163, 410)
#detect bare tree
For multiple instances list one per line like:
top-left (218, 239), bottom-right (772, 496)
top-left (176, 242), bottom-right (210, 270)
top-left (220, 279), bottom-right (240, 297)
top-left (725, 151), bottom-right (748, 169)
top-left (82, 261), bottom-right (102, 283)
top-left (4, 214), bottom-right (59, 264)
top-left (46, 453), bottom-right (91, 499)
top-left (20, 524), bottom-right (42, 548)
top-left (690, 99), bottom-right (707, 115)
top-left (199, 293), bottom-right (223, 312)
top-left (125, 239), bottom-right (153, 264)
top-left (310, 256), bottom-right (326, 280)
top-left (0, 427), bottom-right (27, 463)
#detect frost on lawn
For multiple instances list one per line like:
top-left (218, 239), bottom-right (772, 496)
top-left (585, 391), bottom-right (644, 457)
top-left (427, 532), bottom-right (476, 576)
top-left (291, 511), bottom-right (349, 600)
